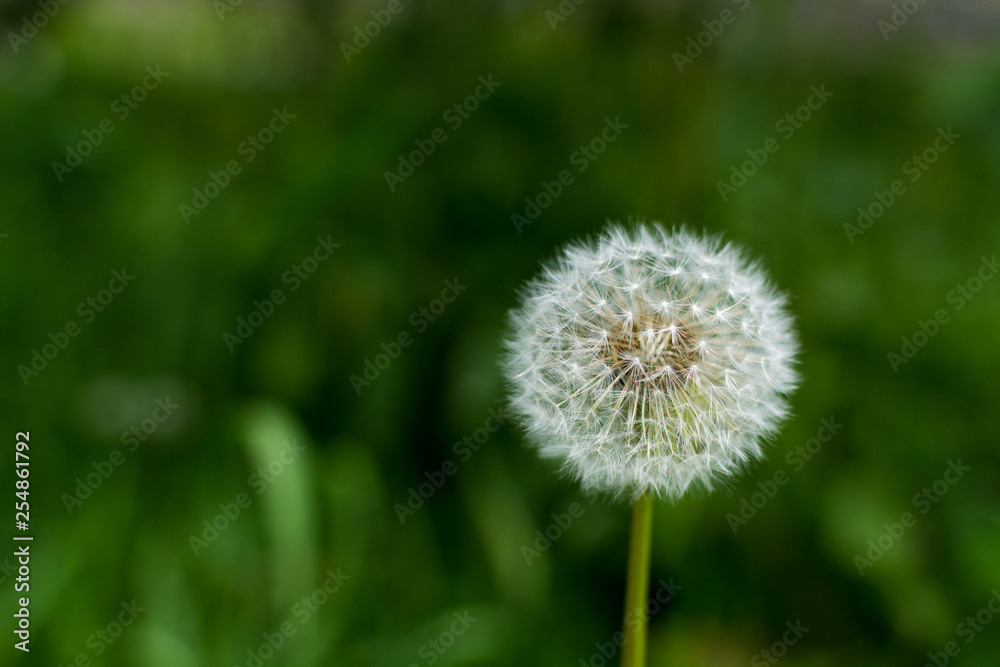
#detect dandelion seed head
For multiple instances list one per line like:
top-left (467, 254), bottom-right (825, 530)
top-left (503, 223), bottom-right (799, 501)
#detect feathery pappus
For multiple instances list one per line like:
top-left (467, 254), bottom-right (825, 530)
top-left (503, 223), bottom-right (799, 501)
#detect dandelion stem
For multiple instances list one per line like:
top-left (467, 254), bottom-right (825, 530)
top-left (621, 491), bottom-right (653, 667)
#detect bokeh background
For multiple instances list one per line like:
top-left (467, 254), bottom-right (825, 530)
top-left (2, 0), bottom-right (1000, 665)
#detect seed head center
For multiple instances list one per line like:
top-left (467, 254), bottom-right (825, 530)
top-left (605, 320), bottom-right (699, 391)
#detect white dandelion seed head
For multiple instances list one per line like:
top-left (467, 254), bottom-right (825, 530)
top-left (503, 223), bottom-right (799, 501)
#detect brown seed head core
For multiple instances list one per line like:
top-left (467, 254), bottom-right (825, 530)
top-left (604, 317), bottom-right (701, 392)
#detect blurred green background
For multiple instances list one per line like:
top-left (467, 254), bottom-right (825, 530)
top-left (2, 0), bottom-right (1000, 665)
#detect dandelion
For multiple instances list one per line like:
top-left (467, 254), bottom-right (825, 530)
top-left (502, 223), bottom-right (799, 666)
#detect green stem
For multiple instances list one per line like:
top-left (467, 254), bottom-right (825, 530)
top-left (620, 492), bottom-right (654, 667)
